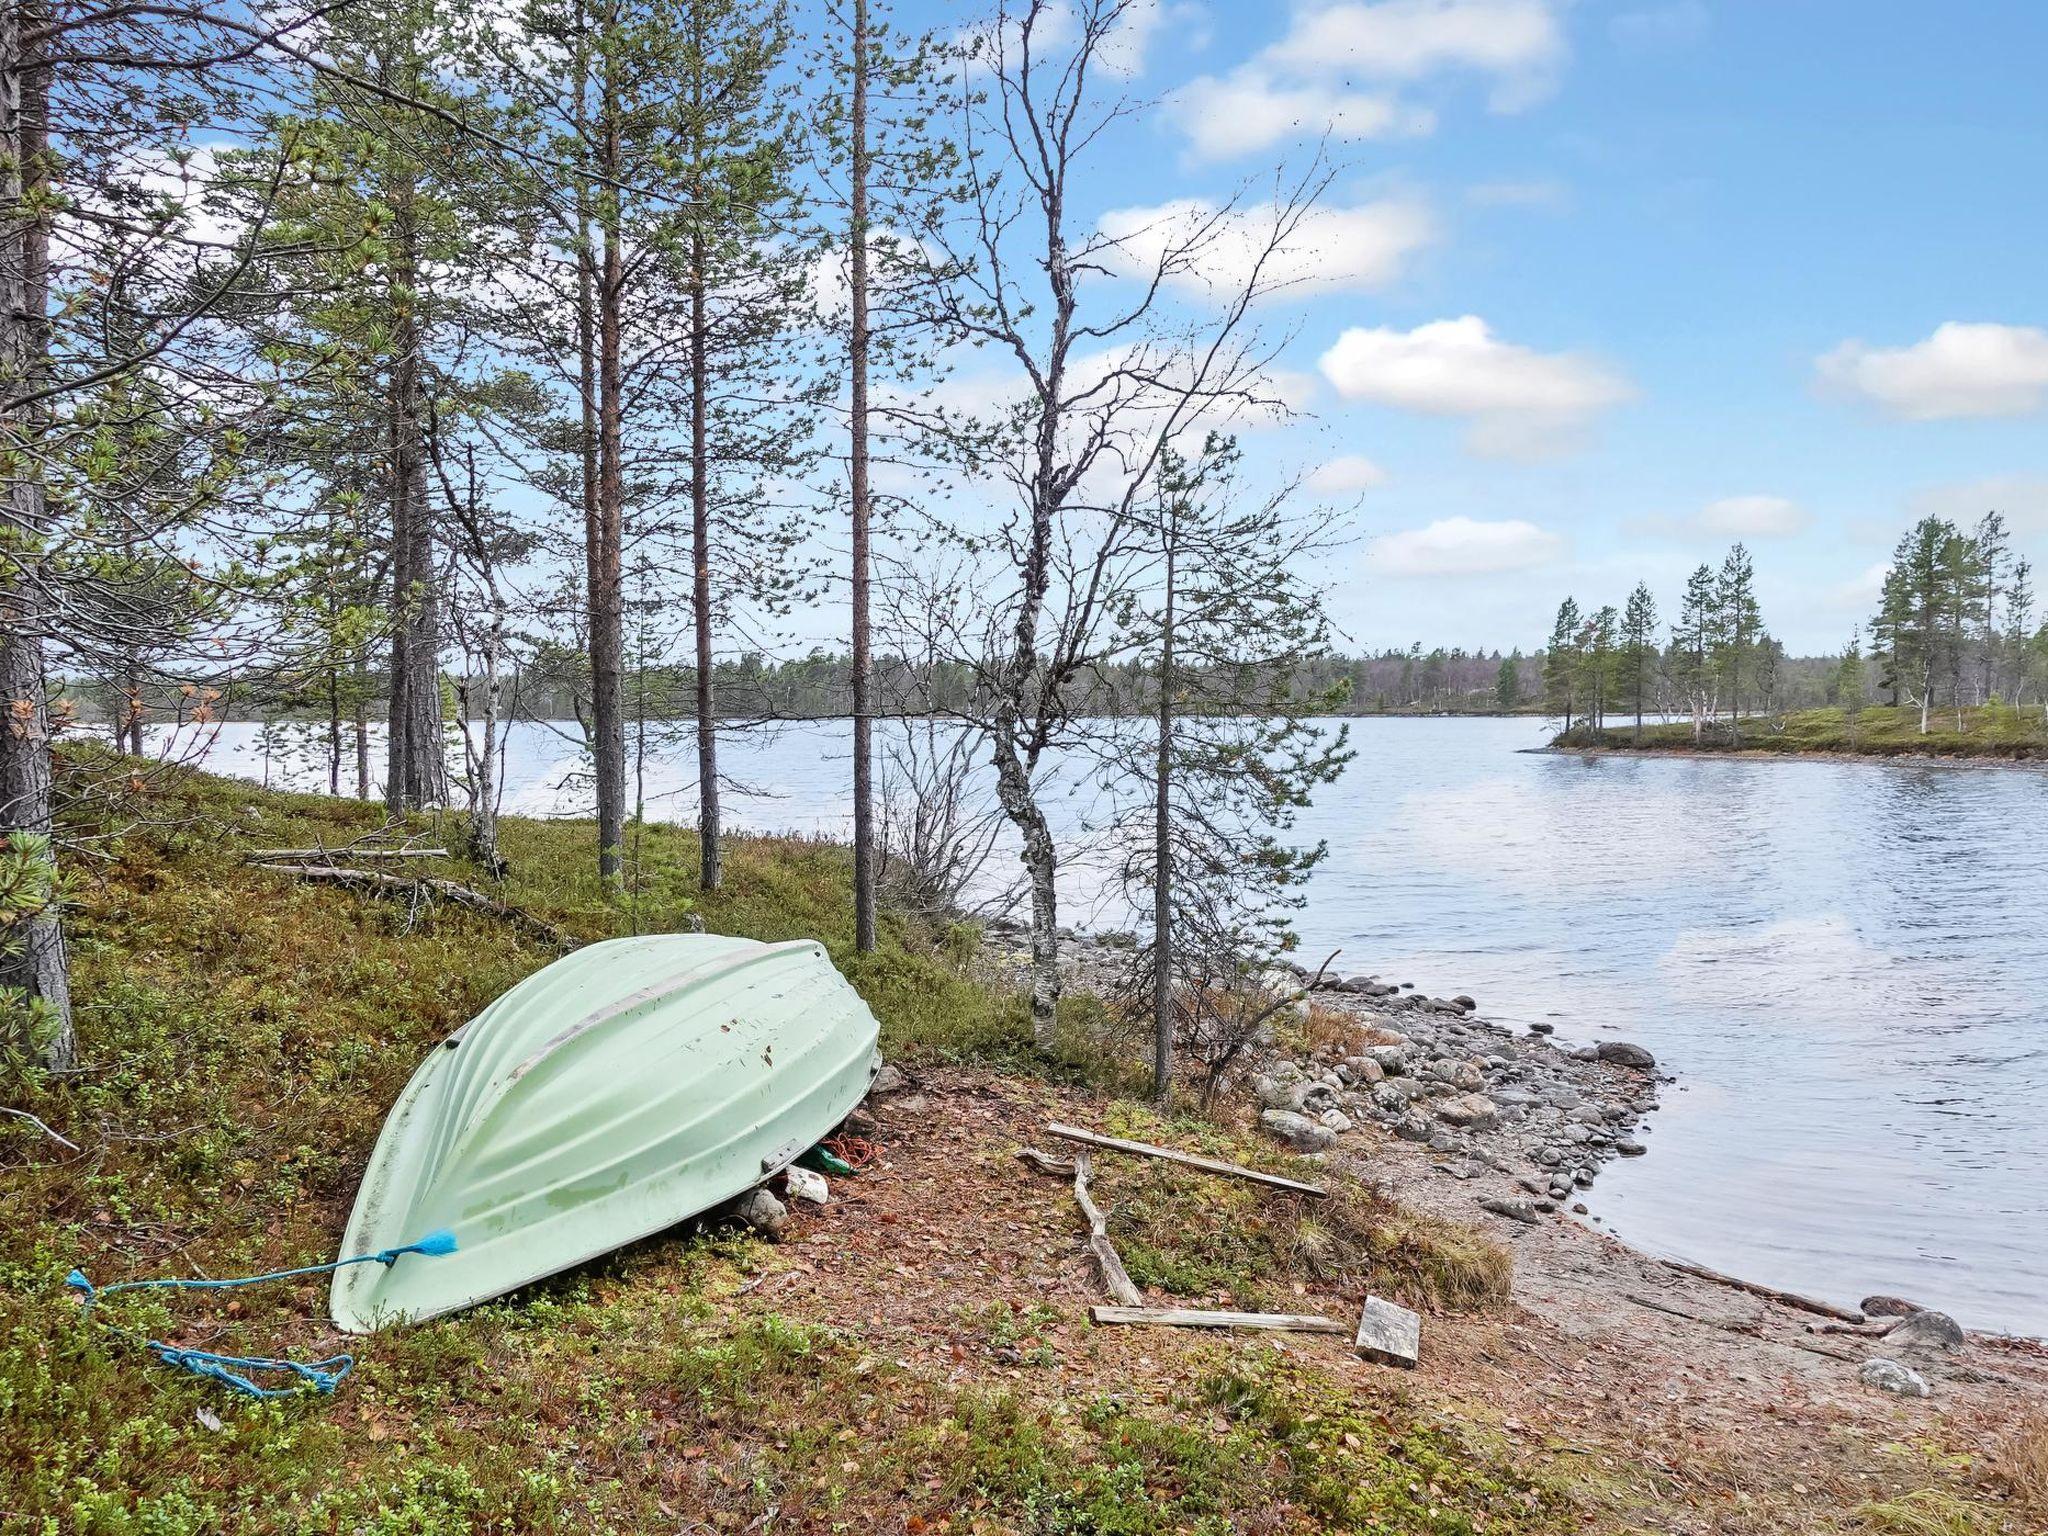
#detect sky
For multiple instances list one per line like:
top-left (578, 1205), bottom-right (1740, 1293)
top-left (896, 0), bottom-right (2048, 656)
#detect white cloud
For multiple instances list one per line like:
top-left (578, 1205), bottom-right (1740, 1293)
top-left (1696, 494), bottom-right (1810, 539)
top-left (1370, 515), bottom-right (1565, 576)
top-left (1166, 70), bottom-right (1432, 159)
top-left (1316, 315), bottom-right (1632, 457)
top-left (1817, 322), bottom-right (2048, 420)
top-left (1096, 196), bottom-right (1435, 299)
top-left (1907, 475), bottom-right (2048, 536)
top-left (1308, 454), bottom-right (1387, 493)
top-left (1167, 0), bottom-right (1566, 158)
top-left (1821, 561), bottom-right (1891, 615)
top-left (1266, 0), bottom-right (1566, 110)
top-left (1096, 0), bottom-right (1187, 78)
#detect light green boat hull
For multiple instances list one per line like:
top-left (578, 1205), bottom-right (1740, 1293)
top-left (332, 933), bottom-right (880, 1332)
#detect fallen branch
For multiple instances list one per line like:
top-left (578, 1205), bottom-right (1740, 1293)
top-left (1015, 1147), bottom-right (1074, 1177)
top-left (257, 864), bottom-right (573, 947)
top-left (1043, 1122), bottom-right (1326, 1198)
top-left (1652, 1258), bottom-right (1864, 1323)
top-left (1, 1106), bottom-right (80, 1154)
top-left (243, 847), bottom-right (450, 862)
top-left (1088, 1306), bottom-right (1348, 1335)
top-left (1071, 1150), bottom-right (1143, 1307)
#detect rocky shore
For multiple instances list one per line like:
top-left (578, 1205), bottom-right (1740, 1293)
top-left (989, 920), bottom-right (1665, 1213)
top-left (1249, 971), bottom-right (1663, 1215)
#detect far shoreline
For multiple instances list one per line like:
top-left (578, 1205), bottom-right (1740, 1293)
top-left (1526, 741), bottom-right (2048, 771)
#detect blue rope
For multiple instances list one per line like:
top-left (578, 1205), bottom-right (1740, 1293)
top-left (66, 1229), bottom-right (457, 1401)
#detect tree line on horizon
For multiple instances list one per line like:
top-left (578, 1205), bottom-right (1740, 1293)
top-left (1545, 514), bottom-right (2048, 743)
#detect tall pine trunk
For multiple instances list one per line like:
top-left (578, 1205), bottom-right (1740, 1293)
top-left (686, 11), bottom-right (719, 893)
top-left (0, 0), bottom-right (73, 1067)
top-left (689, 234), bottom-right (719, 890)
top-left (383, 166), bottom-right (444, 813)
top-left (581, 9), bottom-right (626, 892)
top-left (847, 0), bottom-right (875, 950)
top-left (1151, 525), bottom-right (1175, 1107)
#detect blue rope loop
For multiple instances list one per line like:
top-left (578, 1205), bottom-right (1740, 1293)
top-left (66, 1229), bottom-right (457, 1401)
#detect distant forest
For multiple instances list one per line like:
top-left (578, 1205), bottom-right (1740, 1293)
top-left (70, 640), bottom-right (1850, 727)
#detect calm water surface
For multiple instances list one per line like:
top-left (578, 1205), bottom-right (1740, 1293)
top-left (191, 715), bottom-right (2048, 1334)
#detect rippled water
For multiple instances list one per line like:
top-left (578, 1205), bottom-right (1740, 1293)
top-left (188, 715), bottom-right (2048, 1334)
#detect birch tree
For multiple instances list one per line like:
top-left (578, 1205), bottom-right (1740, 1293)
top-left (902, 0), bottom-right (1330, 1048)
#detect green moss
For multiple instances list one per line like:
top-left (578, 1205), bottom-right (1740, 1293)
top-left (1090, 1106), bottom-right (1512, 1313)
top-left (1, 762), bottom-right (1552, 1533)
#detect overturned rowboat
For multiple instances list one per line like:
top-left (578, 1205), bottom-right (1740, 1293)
top-left (331, 933), bottom-right (881, 1332)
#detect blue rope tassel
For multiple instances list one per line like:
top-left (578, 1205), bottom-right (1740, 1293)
top-left (66, 1229), bottom-right (457, 1400)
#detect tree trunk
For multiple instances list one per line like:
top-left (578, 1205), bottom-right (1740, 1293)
top-left (0, 1), bottom-right (73, 1067)
top-left (1151, 526), bottom-right (1175, 1106)
top-left (847, 0), bottom-right (875, 951)
top-left (582, 14), bottom-right (626, 893)
top-left (383, 166), bottom-right (444, 814)
top-left (687, 34), bottom-right (719, 892)
top-left (992, 733), bottom-right (1058, 1049)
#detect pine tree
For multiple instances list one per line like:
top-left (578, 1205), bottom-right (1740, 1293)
top-left (1621, 582), bottom-right (1658, 743)
top-left (1544, 598), bottom-right (1582, 731)
top-left (1714, 543), bottom-right (1760, 741)
top-left (1671, 563), bottom-right (1717, 742)
top-left (1495, 649), bottom-right (1521, 711)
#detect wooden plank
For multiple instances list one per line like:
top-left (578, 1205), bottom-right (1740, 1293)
top-left (1043, 1122), bottom-right (1327, 1198)
top-left (1088, 1306), bottom-right (1349, 1334)
top-left (1353, 1296), bottom-right (1420, 1368)
top-left (1072, 1150), bottom-right (1143, 1306)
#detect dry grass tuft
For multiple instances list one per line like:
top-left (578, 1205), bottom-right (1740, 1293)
top-left (1995, 1405), bottom-right (2048, 1521)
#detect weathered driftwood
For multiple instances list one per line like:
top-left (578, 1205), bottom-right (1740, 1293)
top-left (1353, 1296), bottom-right (1420, 1368)
top-left (1014, 1147), bottom-right (1074, 1177)
top-left (1071, 1150), bottom-right (1143, 1306)
top-left (243, 846), bottom-right (450, 862)
top-left (1088, 1306), bottom-right (1349, 1334)
top-left (1043, 1122), bottom-right (1327, 1198)
top-left (1, 1105), bottom-right (80, 1153)
top-left (1654, 1257), bottom-right (1864, 1323)
top-left (1015, 1147), bottom-right (1143, 1306)
top-left (257, 863), bottom-right (573, 947)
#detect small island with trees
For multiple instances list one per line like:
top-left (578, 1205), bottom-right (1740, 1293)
top-left (1543, 513), bottom-right (2048, 762)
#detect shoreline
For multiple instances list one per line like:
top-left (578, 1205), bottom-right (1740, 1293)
top-left (1527, 741), bottom-right (2048, 770)
top-left (1000, 920), bottom-right (2046, 1353)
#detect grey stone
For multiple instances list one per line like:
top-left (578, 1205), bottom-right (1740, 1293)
top-left (1364, 1044), bottom-right (1410, 1074)
top-left (1434, 1092), bottom-right (1499, 1129)
top-left (1479, 1197), bottom-right (1540, 1225)
top-left (1394, 1113), bottom-right (1434, 1142)
top-left (1886, 1311), bottom-right (1965, 1353)
top-left (1319, 1109), bottom-right (1354, 1135)
top-left (1371, 1081), bottom-right (1415, 1114)
top-left (1595, 1041), bottom-right (1656, 1069)
top-left (870, 1062), bottom-right (909, 1096)
top-left (1260, 1108), bottom-right (1335, 1153)
top-left (1528, 1021), bottom-right (1555, 1035)
top-left (1858, 1358), bottom-right (1930, 1397)
top-left (1615, 1137), bottom-right (1647, 1156)
top-left (736, 1187), bottom-right (789, 1238)
top-left (1252, 1075), bottom-right (1295, 1110)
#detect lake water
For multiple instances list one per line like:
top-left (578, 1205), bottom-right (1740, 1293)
top-left (185, 715), bottom-right (2048, 1335)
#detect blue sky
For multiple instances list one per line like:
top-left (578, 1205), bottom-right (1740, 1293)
top-left (905, 0), bottom-right (2048, 655)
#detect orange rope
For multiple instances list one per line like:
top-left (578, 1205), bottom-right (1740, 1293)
top-left (823, 1134), bottom-right (880, 1171)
